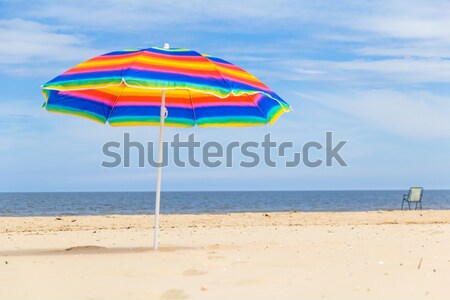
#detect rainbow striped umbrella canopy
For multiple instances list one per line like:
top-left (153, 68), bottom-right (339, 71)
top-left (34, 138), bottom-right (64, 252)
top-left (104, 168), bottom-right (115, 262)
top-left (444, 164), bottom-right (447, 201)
top-left (41, 44), bottom-right (291, 250)
top-left (42, 46), bottom-right (291, 127)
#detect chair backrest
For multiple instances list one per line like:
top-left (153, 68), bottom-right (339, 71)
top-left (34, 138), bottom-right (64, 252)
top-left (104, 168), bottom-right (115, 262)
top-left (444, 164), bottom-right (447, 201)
top-left (408, 187), bottom-right (423, 202)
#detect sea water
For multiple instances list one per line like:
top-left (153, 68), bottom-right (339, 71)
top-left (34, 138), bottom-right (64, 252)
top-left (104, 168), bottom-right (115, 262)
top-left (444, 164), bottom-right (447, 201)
top-left (0, 190), bottom-right (449, 217)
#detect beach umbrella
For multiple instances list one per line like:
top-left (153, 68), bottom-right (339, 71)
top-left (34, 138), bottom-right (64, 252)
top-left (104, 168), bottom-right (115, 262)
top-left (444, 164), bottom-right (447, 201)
top-left (41, 43), bottom-right (291, 249)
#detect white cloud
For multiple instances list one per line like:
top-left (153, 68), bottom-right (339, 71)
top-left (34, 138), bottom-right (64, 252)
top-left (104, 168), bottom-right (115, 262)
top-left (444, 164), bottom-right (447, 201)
top-left (351, 1), bottom-right (450, 40)
top-left (298, 89), bottom-right (450, 139)
top-left (354, 44), bottom-right (450, 59)
top-left (15, 0), bottom-right (315, 32)
top-left (0, 19), bottom-right (103, 74)
top-left (317, 1), bottom-right (450, 58)
top-left (267, 57), bottom-right (450, 87)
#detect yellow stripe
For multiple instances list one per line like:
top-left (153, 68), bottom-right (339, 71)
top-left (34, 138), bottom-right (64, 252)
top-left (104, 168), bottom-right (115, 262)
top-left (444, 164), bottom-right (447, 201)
top-left (198, 122), bottom-right (266, 128)
top-left (109, 121), bottom-right (193, 128)
top-left (214, 64), bottom-right (261, 83)
top-left (120, 88), bottom-right (190, 97)
top-left (135, 55), bottom-right (215, 71)
top-left (76, 57), bottom-right (136, 69)
top-left (268, 109), bottom-right (285, 125)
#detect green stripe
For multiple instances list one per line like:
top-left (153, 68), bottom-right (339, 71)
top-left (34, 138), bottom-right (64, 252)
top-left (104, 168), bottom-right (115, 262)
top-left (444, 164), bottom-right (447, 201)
top-left (43, 77), bottom-right (122, 89)
top-left (46, 104), bottom-right (106, 124)
top-left (108, 116), bottom-right (195, 127)
top-left (125, 78), bottom-right (232, 97)
top-left (197, 116), bottom-right (267, 126)
top-left (266, 106), bottom-right (283, 120)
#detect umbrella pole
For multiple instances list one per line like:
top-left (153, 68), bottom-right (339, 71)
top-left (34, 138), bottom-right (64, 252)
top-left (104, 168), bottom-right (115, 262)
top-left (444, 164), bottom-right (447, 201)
top-left (154, 89), bottom-right (166, 250)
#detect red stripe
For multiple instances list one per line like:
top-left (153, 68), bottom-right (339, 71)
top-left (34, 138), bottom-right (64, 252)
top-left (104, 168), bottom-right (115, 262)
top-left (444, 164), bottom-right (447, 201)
top-left (117, 95), bottom-right (191, 105)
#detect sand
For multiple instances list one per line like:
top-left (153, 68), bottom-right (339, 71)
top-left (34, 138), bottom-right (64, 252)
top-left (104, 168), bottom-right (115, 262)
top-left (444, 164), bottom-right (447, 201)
top-left (1, 210), bottom-right (449, 300)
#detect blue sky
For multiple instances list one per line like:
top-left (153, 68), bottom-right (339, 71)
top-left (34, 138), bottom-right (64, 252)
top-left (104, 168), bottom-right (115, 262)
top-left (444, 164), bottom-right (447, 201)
top-left (1, 0), bottom-right (450, 192)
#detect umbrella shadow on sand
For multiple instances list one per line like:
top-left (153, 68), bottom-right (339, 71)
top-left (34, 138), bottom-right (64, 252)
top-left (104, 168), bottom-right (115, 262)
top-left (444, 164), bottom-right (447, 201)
top-left (0, 245), bottom-right (193, 256)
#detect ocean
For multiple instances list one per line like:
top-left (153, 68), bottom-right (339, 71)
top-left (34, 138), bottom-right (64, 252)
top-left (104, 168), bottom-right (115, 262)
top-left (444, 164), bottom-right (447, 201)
top-left (0, 190), bottom-right (449, 217)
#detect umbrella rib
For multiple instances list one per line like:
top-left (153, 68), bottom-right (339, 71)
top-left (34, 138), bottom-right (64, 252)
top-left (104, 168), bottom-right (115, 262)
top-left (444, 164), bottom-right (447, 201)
top-left (187, 90), bottom-right (198, 125)
top-left (244, 93), bottom-right (269, 123)
top-left (200, 54), bottom-right (235, 97)
top-left (106, 80), bottom-right (127, 123)
top-left (201, 54), bottom-right (291, 113)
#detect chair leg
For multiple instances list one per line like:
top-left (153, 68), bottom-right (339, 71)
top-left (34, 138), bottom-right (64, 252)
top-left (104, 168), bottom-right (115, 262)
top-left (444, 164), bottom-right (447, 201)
top-left (415, 202), bottom-right (418, 210)
top-left (420, 201), bottom-right (422, 210)
top-left (408, 202), bottom-right (411, 210)
top-left (401, 200), bottom-right (404, 210)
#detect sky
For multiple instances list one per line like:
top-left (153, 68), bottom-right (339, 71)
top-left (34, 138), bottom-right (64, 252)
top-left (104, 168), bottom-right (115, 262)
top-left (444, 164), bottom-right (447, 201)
top-left (1, 0), bottom-right (450, 192)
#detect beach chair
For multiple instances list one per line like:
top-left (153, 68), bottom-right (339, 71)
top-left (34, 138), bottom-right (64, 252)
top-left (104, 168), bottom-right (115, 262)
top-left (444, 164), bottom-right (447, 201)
top-left (401, 187), bottom-right (423, 210)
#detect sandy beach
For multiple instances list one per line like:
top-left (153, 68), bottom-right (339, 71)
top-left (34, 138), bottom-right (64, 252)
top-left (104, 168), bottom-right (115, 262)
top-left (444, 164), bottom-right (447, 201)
top-left (1, 210), bottom-right (449, 300)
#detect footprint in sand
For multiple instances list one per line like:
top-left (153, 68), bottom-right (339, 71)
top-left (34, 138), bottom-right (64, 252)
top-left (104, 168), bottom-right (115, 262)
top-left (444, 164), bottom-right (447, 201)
top-left (160, 289), bottom-right (188, 299)
top-left (182, 269), bottom-right (208, 276)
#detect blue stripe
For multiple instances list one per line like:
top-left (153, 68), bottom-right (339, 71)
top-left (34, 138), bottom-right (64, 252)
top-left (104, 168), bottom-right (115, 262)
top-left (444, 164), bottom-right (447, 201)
top-left (110, 105), bottom-right (195, 119)
top-left (254, 95), bottom-right (280, 116)
top-left (144, 48), bottom-right (200, 57)
top-left (194, 105), bottom-right (267, 119)
top-left (47, 93), bottom-right (112, 118)
top-left (204, 55), bottom-right (233, 65)
top-left (101, 50), bottom-right (142, 56)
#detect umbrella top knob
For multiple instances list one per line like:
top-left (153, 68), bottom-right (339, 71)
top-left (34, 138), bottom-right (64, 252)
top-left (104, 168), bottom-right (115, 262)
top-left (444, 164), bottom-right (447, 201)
top-left (163, 43), bottom-right (170, 49)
